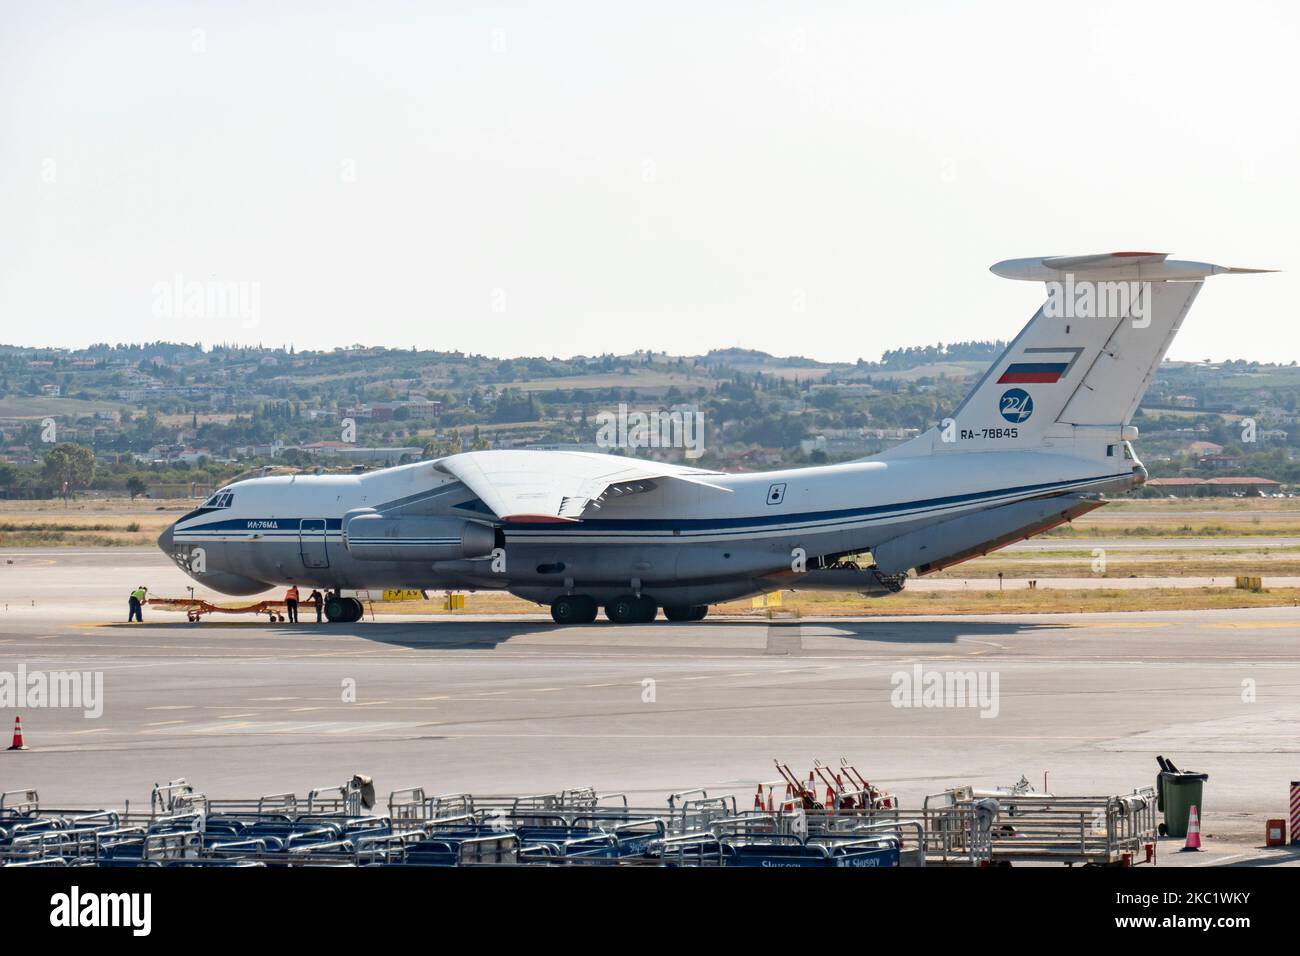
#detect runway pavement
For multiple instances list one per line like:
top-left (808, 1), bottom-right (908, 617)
top-left (2, 548), bottom-right (1298, 866)
top-left (2, 547), bottom-right (1292, 605)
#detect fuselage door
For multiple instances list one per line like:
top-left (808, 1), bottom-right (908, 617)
top-left (299, 519), bottom-right (330, 568)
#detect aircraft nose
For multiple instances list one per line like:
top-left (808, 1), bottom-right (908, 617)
top-left (157, 521), bottom-right (175, 554)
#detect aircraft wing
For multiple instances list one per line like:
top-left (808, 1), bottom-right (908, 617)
top-left (433, 449), bottom-right (731, 522)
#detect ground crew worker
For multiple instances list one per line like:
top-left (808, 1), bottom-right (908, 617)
top-left (308, 589), bottom-right (323, 623)
top-left (128, 585), bottom-right (148, 623)
top-left (285, 585), bottom-right (300, 623)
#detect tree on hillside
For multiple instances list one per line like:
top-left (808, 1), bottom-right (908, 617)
top-left (43, 443), bottom-right (96, 501)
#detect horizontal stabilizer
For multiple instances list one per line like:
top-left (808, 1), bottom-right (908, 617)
top-left (991, 252), bottom-right (1275, 281)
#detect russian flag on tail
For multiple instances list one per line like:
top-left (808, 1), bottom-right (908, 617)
top-left (998, 362), bottom-right (1070, 384)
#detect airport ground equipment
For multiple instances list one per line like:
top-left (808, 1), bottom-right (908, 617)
top-left (147, 596), bottom-right (291, 623)
top-left (772, 761), bottom-right (825, 811)
top-left (150, 779), bottom-right (207, 817)
top-left (923, 785), bottom-right (1158, 866)
top-left (6, 716), bottom-right (28, 750)
top-left (811, 758), bottom-right (897, 812)
top-left (147, 593), bottom-right (368, 623)
top-left (1182, 806), bottom-right (1203, 851)
top-left (2, 769), bottom-right (1157, 868)
top-left (1155, 755), bottom-right (1208, 839)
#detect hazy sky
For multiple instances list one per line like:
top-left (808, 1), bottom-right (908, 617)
top-left (2, 1), bottom-right (1297, 363)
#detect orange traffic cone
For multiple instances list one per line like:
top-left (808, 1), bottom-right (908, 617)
top-left (7, 715), bottom-right (28, 751)
top-left (753, 785), bottom-right (763, 812)
top-left (1181, 805), bottom-right (1202, 851)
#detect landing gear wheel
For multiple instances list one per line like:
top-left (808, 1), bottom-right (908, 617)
top-left (551, 595), bottom-right (598, 624)
top-left (605, 596), bottom-right (637, 624)
top-left (324, 596), bottom-right (364, 623)
top-left (665, 604), bottom-right (709, 622)
top-left (605, 595), bottom-right (658, 624)
top-left (324, 596), bottom-right (347, 622)
top-left (632, 596), bottom-right (657, 623)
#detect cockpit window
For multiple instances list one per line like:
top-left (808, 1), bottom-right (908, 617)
top-left (203, 490), bottom-right (235, 509)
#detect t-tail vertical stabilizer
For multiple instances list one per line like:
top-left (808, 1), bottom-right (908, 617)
top-left (877, 252), bottom-right (1273, 462)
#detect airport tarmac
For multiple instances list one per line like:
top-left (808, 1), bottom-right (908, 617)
top-left (3, 548), bottom-right (1293, 600)
top-left (2, 549), bottom-right (1299, 866)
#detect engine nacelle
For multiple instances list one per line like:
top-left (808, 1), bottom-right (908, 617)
top-left (344, 514), bottom-right (496, 562)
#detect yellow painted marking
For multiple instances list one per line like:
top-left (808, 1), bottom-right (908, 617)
top-left (67, 727), bottom-right (108, 735)
top-left (145, 705), bottom-right (194, 711)
top-left (1201, 621), bottom-right (1300, 629)
top-left (217, 713), bottom-right (257, 719)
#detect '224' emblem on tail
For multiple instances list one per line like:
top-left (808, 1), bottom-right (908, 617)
top-left (999, 388), bottom-right (1034, 424)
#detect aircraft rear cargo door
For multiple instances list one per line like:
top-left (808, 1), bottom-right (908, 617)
top-left (299, 519), bottom-right (329, 568)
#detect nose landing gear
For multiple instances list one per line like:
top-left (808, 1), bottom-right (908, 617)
top-left (324, 593), bottom-right (365, 623)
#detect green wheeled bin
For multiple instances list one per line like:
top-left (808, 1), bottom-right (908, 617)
top-left (1156, 755), bottom-right (1208, 838)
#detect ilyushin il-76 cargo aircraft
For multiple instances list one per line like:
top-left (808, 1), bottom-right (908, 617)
top-left (159, 252), bottom-right (1269, 624)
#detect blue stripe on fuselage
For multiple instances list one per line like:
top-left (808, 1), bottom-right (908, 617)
top-left (171, 472), bottom-right (1123, 540)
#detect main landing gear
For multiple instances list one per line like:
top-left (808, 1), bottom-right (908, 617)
top-left (604, 594), bottom-right (658, 624)
top-left (549, 595), bottom-right (599, 625)
top-left (663, 604), bottom-right (708, 622)
top-left (549, 594), bottom-right (711, 624)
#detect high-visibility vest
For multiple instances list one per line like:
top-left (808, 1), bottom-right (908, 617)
top-left (130, 588), bottom-right (147, 601)
top-left (286, 588), bottom-right (299, 601)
